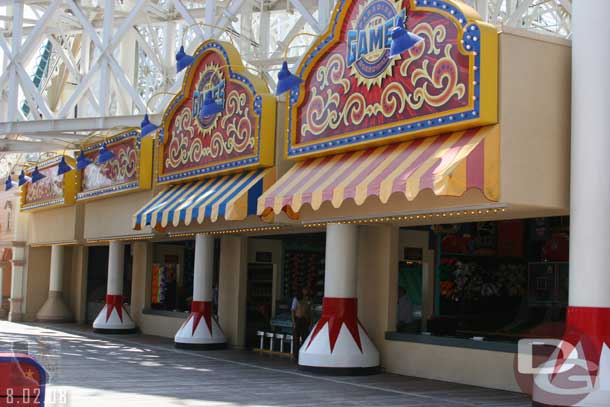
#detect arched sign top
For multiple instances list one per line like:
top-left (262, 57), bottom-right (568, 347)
top-left (77, 128), bottom-right (153, 201)
top-left (286, 0), bottom-right (498, 159)
top-left (20, 156), bottom-right (79, 212)
top-left (158, 40), bottom-right (276, 184)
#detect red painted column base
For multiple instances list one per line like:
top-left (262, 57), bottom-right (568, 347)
top-left (298, 297), bottom-right (379, 374)
top-left (532, 306), bottom-right (610, 406)
top-left (174, 300), bottom-right (226, 349)
top-left (188, 301), bottom-right (214, 336)
top-left (92, 294), bottom-right (136, 333)
top-left (307, 298), bottom-right (362, 353)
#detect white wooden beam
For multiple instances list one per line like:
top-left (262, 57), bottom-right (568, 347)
top-left (99, 0), bottom-right (113, 115)
top-left (205, 0), bottom-right (216, 38)
top-left (6, 2), bottom-right (23, 122)
top-left (172, 0), bottom-right (207, 43)
top-left (0, 114), bottom-right (163, 136)
top-left (287, 0), bottom-right (322, 33)
top-left (15, 64), bottom-right (54, 119)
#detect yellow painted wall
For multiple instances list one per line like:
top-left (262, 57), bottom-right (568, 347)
top-left (381, 340), bottom-right (519, 391)
top-left (24, 246), bottom-right (78, 321)
top-left (498, 28), bottom-right (571, 210)
top-left (28, 206), bottom-right (81, 245)
top-left (138, 313), bottom-right (186, 338)
top-left (83, 190), bottom-right (154, 240)
top-left (218, 236), bottom-right (248, 348)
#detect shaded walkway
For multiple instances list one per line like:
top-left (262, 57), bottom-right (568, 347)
top-left (0, 321), bottom-right (529, 406)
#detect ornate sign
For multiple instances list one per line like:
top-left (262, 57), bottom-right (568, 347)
top-left (158, 40), bottom-right (276, 184)
top-left (21, 156), bottom-right (79, 211)
top-left (286, 0), bottom-right (498, 158)
top-left (77, 129), bottom-right (153, 201)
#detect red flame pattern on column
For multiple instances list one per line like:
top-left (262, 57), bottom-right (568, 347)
top-left (307, 297), bottom-right (362, 353)
top-left (105, 295), bottom-right (124, 322)
top-left (559, 306), bottom-right (610, 384)
top-left (188, 301), bottom-right (213, 335)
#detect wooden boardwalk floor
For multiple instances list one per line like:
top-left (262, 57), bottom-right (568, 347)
top-left (0, 321), bottom-right (530, 407)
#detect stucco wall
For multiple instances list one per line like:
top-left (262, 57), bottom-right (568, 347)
top-left (24, 246), bottom-right (76, 321)
top-left (218, 236), bottom-right (248, 348)
top-left (83, 190), bottom-right (154, 240)
top-left (138, 313), bottom-right (186, 338)
top-left (498, 28), bottom-right (571, 210)
top-left (28, 206), bottom-right (81, 245)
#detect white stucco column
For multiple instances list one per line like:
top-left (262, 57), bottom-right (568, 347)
top-left (299, 223), bottom-right (379, 373)
top-left (107, 240), bottom-right (124, 295)
top-left (193, 234), bottom-right (214, 302)
top-left (8, 247), bottom-right (25, 322)
top-left (36, 245), bottom-right (72, 321)
top-left (218, 236), bottom-right (248, 348)
top-left (533, 1), bottom-right (610, 405)
top-left (175, 234), bottom-right (226, 348)
top-left (92, 241), bottom-right (136, 333)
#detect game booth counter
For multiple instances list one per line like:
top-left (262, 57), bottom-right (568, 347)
top-left (16, 156), bottom-right (82, 324)
top-left (130, 39), bottom-right (279, 348)
top-left (8, 0), bottom-right (578, 397)
top-left (77, 129), bottom-right (155, 333)
top-left (12, 128), bottom-right (157, 329)
top-left (255, 0), bottom-right (571, 390)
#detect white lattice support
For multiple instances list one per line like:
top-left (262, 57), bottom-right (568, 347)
top-left (258, 0), bottom-right (270, 57)
top-left (213, 0), bottom-right (246, 39)
top-left (60, 0), bottom-right (147, 117)
top-left (163, 3), bottom-right (177, 82)
top-left (47, 35), bottom-right (100, 113)
top-left (99, 0), bottom-right (113, 115)
top-left (239, 0), bottom-right (253, 53)
top-left (117, 30), bottom-right (137, 115)
top-left (6, 2), bottom-right (22, 123)
top-left (135, 27), bottom-right (161, 71)
top-left (79, 30), bottom-right (92, 116)
top-left (318, 0), bottom-right (332, 29)
top-left (0, 0), bottom-right (61, 92)
top-left (15, 63), bottom-right (53, 119)
top-left (0, 41), bottom-right (7, 122)
top-left (172, 0), bottom-right (207, 43)
top-left (288, 0), bottom-right (322, 33)
top-left (205, 0), bottom-right (217, 38)
top-left (505, 0), bottom-right (535, 27)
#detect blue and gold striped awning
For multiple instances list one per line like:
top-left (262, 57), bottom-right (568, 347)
top-left (133, 169), bottom-right (274, 230)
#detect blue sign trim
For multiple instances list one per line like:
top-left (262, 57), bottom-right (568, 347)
top-left (158, 41), bottom-right (263, 184)
top-left (286, 0), bottom-right (482, 158)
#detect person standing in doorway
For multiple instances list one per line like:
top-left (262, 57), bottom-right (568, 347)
top-left (397, 286), bottom-right (414, 332)
top-left (291, 287), bottom-right (312, 362)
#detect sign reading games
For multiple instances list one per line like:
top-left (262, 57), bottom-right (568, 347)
top-left (21, 156), bottom-right (79, 212)
top-left (77, 129), bottom-right (153, 201)
top-left (158, 40), bottom-right (276, 184)
top-left (286, 0), bottom-right (498, 158)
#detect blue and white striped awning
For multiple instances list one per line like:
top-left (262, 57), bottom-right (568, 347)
top-left (133, 169), bottom-right (274, 230)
